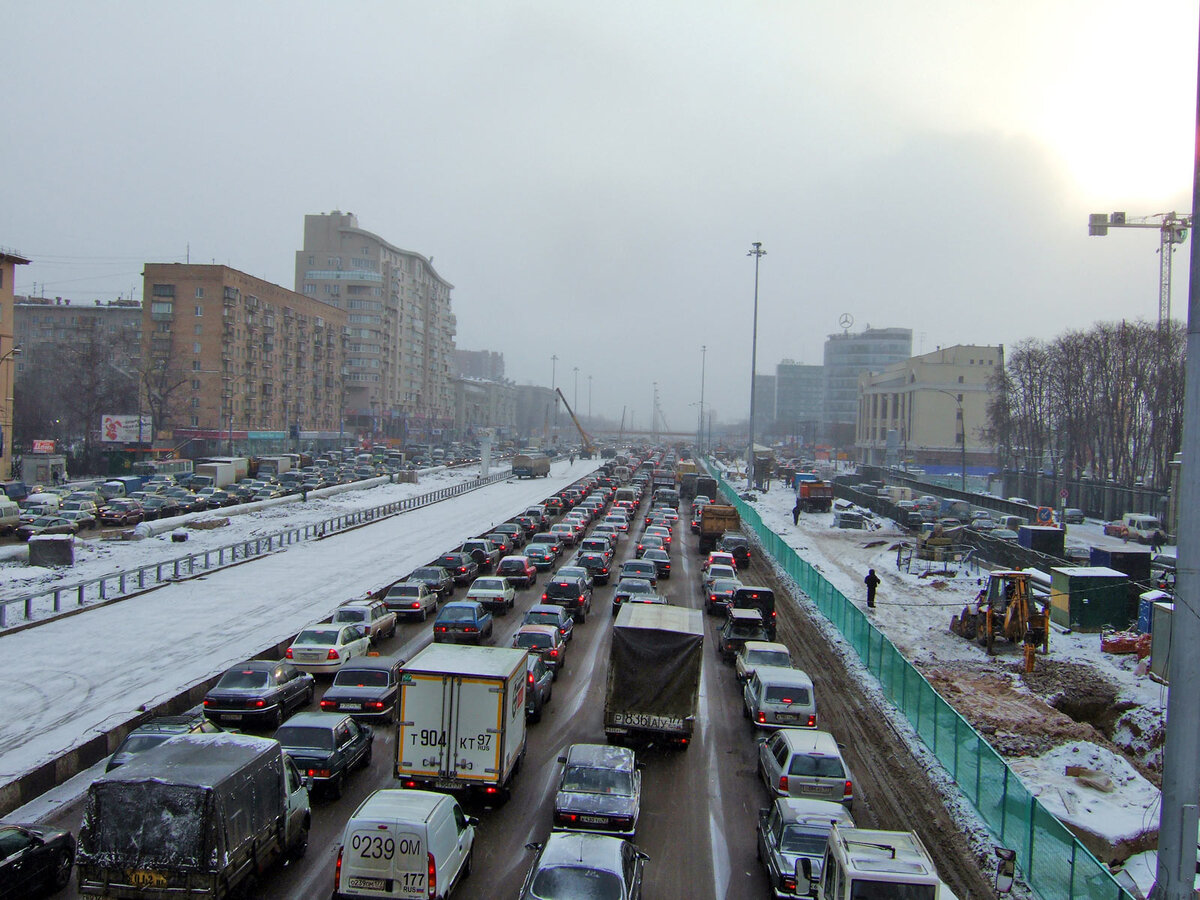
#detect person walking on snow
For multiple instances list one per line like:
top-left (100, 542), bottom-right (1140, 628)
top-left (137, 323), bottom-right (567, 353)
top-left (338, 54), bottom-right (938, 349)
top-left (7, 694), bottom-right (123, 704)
top-left (792, 500), bottom-right (801, 525)
top-left (864, 568), bottom-right (881, 609)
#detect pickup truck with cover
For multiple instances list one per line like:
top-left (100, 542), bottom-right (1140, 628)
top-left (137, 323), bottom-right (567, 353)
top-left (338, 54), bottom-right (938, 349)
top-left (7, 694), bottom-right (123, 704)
top-left (76, 733), bottom-right (311, 898)
top-left (699, 504), bottom-right (741, 553)
top-left (604, 605), bottom-right (704, 748)
top-left (395, 644), bottom-right (528, 800)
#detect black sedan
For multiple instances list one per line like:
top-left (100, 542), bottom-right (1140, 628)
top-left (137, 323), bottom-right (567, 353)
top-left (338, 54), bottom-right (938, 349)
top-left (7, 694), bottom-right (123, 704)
top-left (273, 711), bottom-right (373, 800)
top-left (519, 832), bottom-right (647, 900)
top-left (320, 653), bottom-right (404, 722)
top-left (410, 565), bottom-right (456, 599)
top-left (554, 743), bottom-right (642, 835)
top-left (202, 659), bottom-right (315, 729)
top-left (575, 551), bottom-right (612, 585)
top-left (0, 823), bottom-right (75, 898)
top-left (435, 551), bottom-right (479, 586)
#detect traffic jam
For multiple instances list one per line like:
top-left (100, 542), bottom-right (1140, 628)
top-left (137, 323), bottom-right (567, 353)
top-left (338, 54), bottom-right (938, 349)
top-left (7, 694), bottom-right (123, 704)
top-left (23, 450), bottom-right (963, 900)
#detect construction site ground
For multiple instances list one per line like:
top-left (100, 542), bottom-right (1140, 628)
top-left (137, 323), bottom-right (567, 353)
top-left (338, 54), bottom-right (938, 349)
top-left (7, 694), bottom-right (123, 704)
top-left (742, 478), bottom-right (1168, 892)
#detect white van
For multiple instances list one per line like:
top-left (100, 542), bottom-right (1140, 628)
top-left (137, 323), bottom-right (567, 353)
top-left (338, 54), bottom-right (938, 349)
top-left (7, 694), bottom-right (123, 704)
top-left (0, 499), bottom-right (20, 534)
top-left (334, 789), bottom-right (475, 899)
top-left (1122, 513), bottom-right (1167, 544)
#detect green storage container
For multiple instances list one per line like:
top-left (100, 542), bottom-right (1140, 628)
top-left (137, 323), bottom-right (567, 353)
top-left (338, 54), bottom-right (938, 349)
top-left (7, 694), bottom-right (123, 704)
top-left (1049, 566), bottom-right (1133, 631)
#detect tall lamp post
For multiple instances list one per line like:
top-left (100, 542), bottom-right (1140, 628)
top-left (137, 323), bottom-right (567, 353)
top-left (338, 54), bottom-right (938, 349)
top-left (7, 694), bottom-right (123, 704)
top-left (933, 389), bottom-right (967, 491)
top-left (746, 242), bottom-right (766, 488)
top-left (573, 367), bottom-right (579, 417)
top-left (699, 345), bottom-right (706, 454)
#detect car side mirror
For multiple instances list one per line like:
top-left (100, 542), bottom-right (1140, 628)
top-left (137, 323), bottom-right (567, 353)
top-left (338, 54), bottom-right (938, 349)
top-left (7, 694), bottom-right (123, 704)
top-left (635, 762), bottom-right (646, 770)
top-left (995, 848), bottom-right (1016, 893)
top-left (636, 851), bottom-right (651, 861)
top-left (557, 755), bottom-right (567, 763)
top-left (467, 816), bottom-right (479, 826)
top-left (524, 841), bottom-right (542, 852)
top-left (797, 858), bottom-right (817, 895)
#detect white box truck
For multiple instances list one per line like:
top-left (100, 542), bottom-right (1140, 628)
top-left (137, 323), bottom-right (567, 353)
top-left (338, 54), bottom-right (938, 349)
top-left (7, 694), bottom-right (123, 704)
top-left (395, 644), bottom-right (528, 802)
top-left (193, 462), bottom-right (238, 489)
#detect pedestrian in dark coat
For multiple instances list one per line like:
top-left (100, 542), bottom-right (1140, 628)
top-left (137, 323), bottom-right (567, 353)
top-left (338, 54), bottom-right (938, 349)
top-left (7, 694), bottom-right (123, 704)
top-left (865, 568), bottom-right (881, 609)
top-left (792, 500), bottom-right (801, 525)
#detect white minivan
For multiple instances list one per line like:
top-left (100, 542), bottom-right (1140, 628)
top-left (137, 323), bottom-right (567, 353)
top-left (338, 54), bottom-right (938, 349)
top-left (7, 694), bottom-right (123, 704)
top-left (335, 789), bottom-right (475, 899)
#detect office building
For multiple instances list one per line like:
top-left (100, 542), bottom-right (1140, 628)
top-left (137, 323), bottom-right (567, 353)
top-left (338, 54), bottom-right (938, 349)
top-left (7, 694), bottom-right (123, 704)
top-left (775, 360), bottom-right (823, 445)
top-left (823, 327), bottom-right (912, 444)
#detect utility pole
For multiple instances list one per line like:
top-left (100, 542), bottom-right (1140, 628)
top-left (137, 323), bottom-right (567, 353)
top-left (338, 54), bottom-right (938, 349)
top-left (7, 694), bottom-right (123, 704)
top-left (587, 375), bottom-right (592, 420)
top-left (747, 241), bottom-right (766, 488)
top-left (573, 366), bottom-right (579, 418)
top-left (1153, 20), bottom-right (1200, 899)
top-left (699, 345), bottom-right (707, 454)
top-left (1089, 210), bottom-right (1191, 325)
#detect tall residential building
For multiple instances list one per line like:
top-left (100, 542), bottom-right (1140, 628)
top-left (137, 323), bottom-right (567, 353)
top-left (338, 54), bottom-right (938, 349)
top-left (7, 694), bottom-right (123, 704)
top-left (455, 349), bottom-right (505, 381)
top-left (775, 360), bottom-right (823, 444)
top-left (142, 264), bottom-right (346, 452)
top-left (0, 249), bottom-right (29, 477)
top-left (822, 327), bottom-right (912, 444)
top-left (295, 211), bottom-right (456, 442)
top-left (14, 295), bottom-right (143, 379)
top-left (856, 344), bottom-right (1003, 470)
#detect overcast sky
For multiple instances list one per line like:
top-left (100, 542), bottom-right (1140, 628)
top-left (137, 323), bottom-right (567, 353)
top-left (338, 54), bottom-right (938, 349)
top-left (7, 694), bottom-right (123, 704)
top-left (2, 2), bottom-right (1196, 432)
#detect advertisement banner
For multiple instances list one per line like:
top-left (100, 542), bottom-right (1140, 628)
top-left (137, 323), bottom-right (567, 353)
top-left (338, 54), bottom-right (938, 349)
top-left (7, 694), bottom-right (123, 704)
top-left (100, 414), bottom-right (153, 444)
top-left (31, 439), bottom-right (56, 453)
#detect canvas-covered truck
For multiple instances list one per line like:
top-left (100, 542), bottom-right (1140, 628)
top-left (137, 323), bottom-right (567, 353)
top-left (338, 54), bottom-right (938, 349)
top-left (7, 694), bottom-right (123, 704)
top-left (396, 644), bottom-right (528, 801)
top-left (605, 605), bottom-right (704, 748)
top-left (512, 453), bottom-right (550, 478)
top-left (695, 475), bottom-right (718, 502)
top-left (76, 733), bottom-right (311, 899)
top-left (699, 504), bottom-right (740, 553)
top-left (795, 479), bottom-right (834, 513)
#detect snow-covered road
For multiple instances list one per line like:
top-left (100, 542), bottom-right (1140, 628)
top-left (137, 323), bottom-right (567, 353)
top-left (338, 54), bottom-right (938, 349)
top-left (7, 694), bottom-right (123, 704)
top-left (0, 459), bottom-right (597, 789)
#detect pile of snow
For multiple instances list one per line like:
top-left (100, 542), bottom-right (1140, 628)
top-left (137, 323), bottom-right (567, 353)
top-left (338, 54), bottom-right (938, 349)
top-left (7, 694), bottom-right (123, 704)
top-left (1008, 742), bottom-right (1160, 862)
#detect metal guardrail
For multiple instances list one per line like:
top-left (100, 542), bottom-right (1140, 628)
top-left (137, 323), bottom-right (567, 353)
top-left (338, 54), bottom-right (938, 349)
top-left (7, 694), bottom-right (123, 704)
top-left (0, 468), bottom-right (513, 630)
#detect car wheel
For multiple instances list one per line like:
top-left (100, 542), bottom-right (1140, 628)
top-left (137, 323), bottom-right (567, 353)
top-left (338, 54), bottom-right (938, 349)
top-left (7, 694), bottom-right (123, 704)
top-left (290, 824), bottom-right (309, 861)
top-left (420, 606), bottom-right (428, 623)
top-left (304, 684), bottom-right (315, 706)
top-left (53, 850), bottom-right (72, 888)
top-left (269, 705), bottom-right (284, 730)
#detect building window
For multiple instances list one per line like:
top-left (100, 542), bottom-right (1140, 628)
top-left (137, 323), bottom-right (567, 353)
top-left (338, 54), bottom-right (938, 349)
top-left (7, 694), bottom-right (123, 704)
top-left (152, 283), bottom-right (175, 298)
top-left (191, 397), bottom-right (200, 409)
top-left (303, 284), bottom-right (315, 296)
top-left (151, 301), bottom-right (174, 318)
top-left (193, 342), bottom-right (202, 354)
top-left (307, 255), bottom-right (315, 265)
top-left (192, 361), bottom-right (201, 371)
top-left (195, 287), bottom-right (204, 299)
top-left (195, 304), bottom-right (203, 316)
top-left (191, 416), bottom-right (199, 427)
top-left (192, 379), bottom-right (201, 390)
top-left (194, 324), bottom-right (203, 335)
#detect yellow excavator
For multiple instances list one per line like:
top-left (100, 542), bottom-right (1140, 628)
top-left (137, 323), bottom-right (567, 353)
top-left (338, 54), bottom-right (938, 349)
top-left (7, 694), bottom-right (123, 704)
top-left (555, 388), bottom-right (596, 459)
top-left (949, 571), bottom-right (1050, 672)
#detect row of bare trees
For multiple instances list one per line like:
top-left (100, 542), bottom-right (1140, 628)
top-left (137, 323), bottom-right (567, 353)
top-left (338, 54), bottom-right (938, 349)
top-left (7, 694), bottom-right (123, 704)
top-left (984, 320), bottom-right (1185, 490)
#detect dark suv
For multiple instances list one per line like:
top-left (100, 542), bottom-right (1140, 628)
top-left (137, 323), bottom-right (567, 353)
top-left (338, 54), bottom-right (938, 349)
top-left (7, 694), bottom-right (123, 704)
top-left (717, 533), bottom-right (751, 569)
top-left (732, 586), bottom-right (777, 640)
top-left (541, 574), bottom-right (593, 623)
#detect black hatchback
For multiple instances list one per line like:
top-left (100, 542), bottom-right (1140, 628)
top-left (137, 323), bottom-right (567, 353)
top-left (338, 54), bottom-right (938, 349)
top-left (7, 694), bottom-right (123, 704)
top-left (435, 552), bottom-right (479, 586)
top-left (717, 533), bottom-right (751, 569)
top-left (319, 654), bottom-right (404, 722)
top-left (273, 711), bottom-right (373, 799)
top-left (410, 565), bottom-right (455, 599)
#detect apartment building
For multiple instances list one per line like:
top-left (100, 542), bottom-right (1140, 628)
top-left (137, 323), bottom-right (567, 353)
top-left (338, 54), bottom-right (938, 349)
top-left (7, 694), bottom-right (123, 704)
top-left (141, 264), bottom-right (346, 451)
top-left (855, 344), bottom-right (1002, 470)
top-left (295, 212), bottom-right (456, 442)
top-left (0, 249), bottom-right (29, 477)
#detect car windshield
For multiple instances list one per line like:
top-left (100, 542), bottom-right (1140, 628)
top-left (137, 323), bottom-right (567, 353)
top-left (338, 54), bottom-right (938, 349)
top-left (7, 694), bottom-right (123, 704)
top-left (561, 765), bottom-right (633, 795)
top-left (215, 669), bottom-right (269, 689)
top-left (116, 733), bottom-right (174, 755)
top-left (727, 622), bottom-right (764, 638)
top-left (527, 612), bottom-right (560, 626)
top-left (295, 629), bottom-right (340, 645)
top-left (789, 755), bottom-right (846, 778)
top-left (764, 686), bottom-right (810, 704)
top-left (333, 609), bottom-right (367, 622)
top-left (749, 651), bottom-right (791, 668)
top-left (333, 669), bottom-right (389, 687)
top-left (274, 725), bottom-right (334, 750)
top-left (515, 632), bottom-right (552, 650)
top-left (530, 866), bottom-right (625, 900)
top-left (780, 825), bottom-right (832, 855)
top-left (441, 607), bottom-right (477, 622)
top-left (619, 579), bottom-right (653, 594)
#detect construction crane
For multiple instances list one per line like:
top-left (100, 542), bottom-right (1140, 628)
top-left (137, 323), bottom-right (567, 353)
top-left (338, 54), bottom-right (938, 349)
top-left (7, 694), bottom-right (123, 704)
top-left (555, 387), bottom-right (596, 458)
top-left (1088, 210), bottom-right (1191, 325)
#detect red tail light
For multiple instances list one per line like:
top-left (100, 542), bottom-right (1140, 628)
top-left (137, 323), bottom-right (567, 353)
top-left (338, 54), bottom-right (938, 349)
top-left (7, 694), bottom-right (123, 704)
top-left (528, 672), bottom-right (535, 685)
top-left (782, 873), bottom-right (797, 892)
top-left (464, 626), bottom-right (477, 633)
top-left (779, 775), bottom-right (789, 792)
top-left (436, 626), bottom-right (447, 632)
top-left (308, 767), bottom-right (332, 778)
top-left (320, 699), bottom-right (336, 710)
top-left (542, 593), bottom-right (548, 601)
top-left (203, 698), bottom-right (213, 707)
top-left (757, 711), bottom-right (766, 723)
top-left (807, 715), bottom-right (816, 727)
top-left (285, 647), bottom-right (293, 658)
top-left (364, 700), bottom-right (385, 711)
top-left (327, 648), bottom-right (340, 660)
top-left (335, 847), bottom-right (343, 891)
top-left (844, 780), bottom-right (853, 798)
top-left (458, 566), bottom-right (467, 574)
top-left (253, 699), bottom-right (266, 708)
top-left (549, 648), bottom-right (558, 657)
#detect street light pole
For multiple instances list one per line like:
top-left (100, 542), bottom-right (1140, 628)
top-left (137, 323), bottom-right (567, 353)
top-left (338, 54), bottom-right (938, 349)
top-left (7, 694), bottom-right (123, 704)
top-left (551, 355), bottom-right (559, 436)
top-left (699, 345), bottom-right (706, 454)
top-left (573, 367), bottom-right (579, 417)
top-left (747, 242), bottom-right (766, 488)
top-left (587, 375), bottom-right (592, 420)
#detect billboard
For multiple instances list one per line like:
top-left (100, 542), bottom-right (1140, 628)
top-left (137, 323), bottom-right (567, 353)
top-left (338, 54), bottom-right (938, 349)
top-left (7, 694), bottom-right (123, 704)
top-left (100, 414), bottom-right (153, 444)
